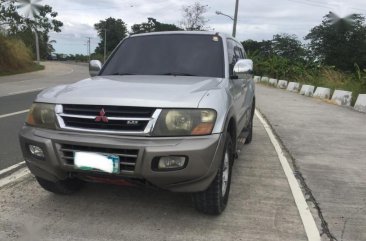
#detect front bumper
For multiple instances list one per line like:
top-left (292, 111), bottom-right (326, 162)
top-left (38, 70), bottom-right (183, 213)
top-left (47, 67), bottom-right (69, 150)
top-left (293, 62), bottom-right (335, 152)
top-left (19, 126), bottom-right (226, 192)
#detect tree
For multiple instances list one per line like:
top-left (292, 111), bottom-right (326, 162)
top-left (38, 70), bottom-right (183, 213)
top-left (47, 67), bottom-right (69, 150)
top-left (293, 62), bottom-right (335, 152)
top-left (1, 1), bottom-right (63, 59)
top-left (272, 34), bottom-right (305, 62)
top-left (0, 0), bottom-right (23, 33)
top-left (94, 17), bottom-right (128, 55)
top-left (242, 39), bottom-right (272, 57)
top-left (180, 2), bottom-right (209, 31)
top-left (131, 17), bottom-right (182, 34)
top-left (305, 12), bottom-right (366, 71)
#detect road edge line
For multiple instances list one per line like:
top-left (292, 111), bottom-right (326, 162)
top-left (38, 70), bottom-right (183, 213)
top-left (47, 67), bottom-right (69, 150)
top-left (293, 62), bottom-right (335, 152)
top-left (255, 109), bottom-right (321, 241)
top-left (7, 88), bottom-right (44, 96)
top-left (0, 109), bottom-right (29, 119)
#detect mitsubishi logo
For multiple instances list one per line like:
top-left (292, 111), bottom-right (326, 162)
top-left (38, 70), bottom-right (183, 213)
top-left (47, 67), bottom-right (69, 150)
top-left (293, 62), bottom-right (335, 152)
top-left (95, 108), bottom-right (109, 123)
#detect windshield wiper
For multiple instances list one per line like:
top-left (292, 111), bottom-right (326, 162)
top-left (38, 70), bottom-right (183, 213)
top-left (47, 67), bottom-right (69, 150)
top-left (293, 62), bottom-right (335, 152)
top-left (110, 72), bottom-right (137, 76)
top-left (161, 72), bottom-right (197, 76)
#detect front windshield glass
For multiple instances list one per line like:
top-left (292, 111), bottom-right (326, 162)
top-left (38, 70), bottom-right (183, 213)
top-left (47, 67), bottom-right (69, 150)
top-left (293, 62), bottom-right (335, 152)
top-left (100, 34), bottom-right (224, 78)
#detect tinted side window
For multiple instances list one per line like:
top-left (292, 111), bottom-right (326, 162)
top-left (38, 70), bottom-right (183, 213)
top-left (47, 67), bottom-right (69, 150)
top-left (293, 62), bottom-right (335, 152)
top-left (227, 40), bottom-right (238, 76)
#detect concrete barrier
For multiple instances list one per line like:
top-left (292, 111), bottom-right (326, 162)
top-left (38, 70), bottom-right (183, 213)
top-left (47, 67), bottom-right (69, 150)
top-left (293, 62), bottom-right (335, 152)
top-left (313, 87), bottom-right (331, 99)
top-left (354, 94), bottom-right (366, 113)
top-left (269, 78), bottom-right (278, 86)
top-left (261, 77), bottom-right (269, 83)
top-left (299, 85), bottom-right (315, 97)
top-left (277, 80), bottom-right (288, 89)
top-left (331, 90), bottom-right (352, 106)
top-left (286, 82), bottom-right (300, 92)
top-left (254, 76), bottom-right (261, 83)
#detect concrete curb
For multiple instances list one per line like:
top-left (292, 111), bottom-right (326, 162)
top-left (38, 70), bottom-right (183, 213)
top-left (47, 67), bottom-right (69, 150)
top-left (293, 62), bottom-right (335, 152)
top-left (277, 80), bottom-right (288, 89)
top-left (261, 77), bottom-right (269, 83)
top-left (313, 87), bottom-right (331, 99)
top-left (255, 76), bottom-right (365, 114)
top-left (300, 85), bottom-right (315, 97)
top-left (331, 90), bottom-right (352, 106)
top-left (0, 162), bottom-right (26, 179)
top-left (286, 82), bottom-right (300, 92)
top-left (354, 94), bottom-right (366, 113)
top-left (269, 78), bottom-right (278, 86)
top-left (254, 76), bottom-right (261, 83)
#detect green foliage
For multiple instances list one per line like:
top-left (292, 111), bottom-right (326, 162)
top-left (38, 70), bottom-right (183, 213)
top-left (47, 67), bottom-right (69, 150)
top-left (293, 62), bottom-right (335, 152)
top-left (94, 17), bottom-right (128, 55)
top-left (0, 1), bottom-right (63, 59)
top-left (305, 12), bottom-right (366, 71)
top-left (131, 18), bottom-right (182, 34)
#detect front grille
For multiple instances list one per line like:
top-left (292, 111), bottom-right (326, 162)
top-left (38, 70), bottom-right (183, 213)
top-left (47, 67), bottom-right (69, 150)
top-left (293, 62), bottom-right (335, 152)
top-left (62, 117), bottom-right (148, 131)
top-left (59, 144), bottom-right (139, 173)
top-left (59, 105), bottom-right (156, 132)
top-left (63, 105), bottom-right (155, 118)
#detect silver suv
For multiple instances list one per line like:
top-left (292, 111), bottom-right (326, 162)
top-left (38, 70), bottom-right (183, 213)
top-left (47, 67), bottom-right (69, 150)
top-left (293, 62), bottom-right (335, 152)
top-left (19, 31), bottom-right (255, 214)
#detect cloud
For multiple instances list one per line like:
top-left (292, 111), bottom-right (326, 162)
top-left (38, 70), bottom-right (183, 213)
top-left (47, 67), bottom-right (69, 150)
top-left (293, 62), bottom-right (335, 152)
top-left (42, 0), bottom-right (366, 54)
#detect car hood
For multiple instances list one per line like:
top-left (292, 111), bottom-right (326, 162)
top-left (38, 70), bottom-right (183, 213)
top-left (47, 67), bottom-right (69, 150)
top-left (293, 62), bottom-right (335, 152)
top-left (36, 75), bottom-right (223, 108)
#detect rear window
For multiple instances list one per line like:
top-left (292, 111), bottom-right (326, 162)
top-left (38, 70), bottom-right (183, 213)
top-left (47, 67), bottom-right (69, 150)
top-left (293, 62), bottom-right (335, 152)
top-left (101, 34), bottom-right (225, 78)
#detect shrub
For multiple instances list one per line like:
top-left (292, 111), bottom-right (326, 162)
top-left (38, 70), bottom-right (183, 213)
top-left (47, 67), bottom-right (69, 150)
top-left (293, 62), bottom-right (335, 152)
top-left (0, 34), bottom-right (34, 72)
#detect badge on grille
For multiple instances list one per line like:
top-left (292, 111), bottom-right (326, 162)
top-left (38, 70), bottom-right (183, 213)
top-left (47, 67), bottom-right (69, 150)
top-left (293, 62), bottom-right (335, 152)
top-left (95, 108), bottom-right (109, 123)
top-left (127, 120), bottom-right (139, 125)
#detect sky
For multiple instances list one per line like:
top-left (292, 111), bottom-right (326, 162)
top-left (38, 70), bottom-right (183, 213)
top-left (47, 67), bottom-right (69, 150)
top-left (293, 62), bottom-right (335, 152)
top-left (35, 0), bottom-right (366, 54)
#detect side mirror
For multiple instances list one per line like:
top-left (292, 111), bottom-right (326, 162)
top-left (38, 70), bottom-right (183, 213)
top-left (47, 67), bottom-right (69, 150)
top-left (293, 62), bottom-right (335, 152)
top-left (233, 59), bottom-right (253, 79)
top-left (89, 60), bottom-right (102, 77)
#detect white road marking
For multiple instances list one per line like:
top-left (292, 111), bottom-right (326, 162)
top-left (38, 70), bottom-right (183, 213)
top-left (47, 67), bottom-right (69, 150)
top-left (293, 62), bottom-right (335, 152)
top-left (7, 88), bottom-right (44, 96)
top-left (0, 109), bottom-right (29, 119)
top-left (0, 167), bottom-right (30, 189)
top-left (255, 109), bottom-right (321, 241)
top-left (0, 161), bottom-right (25, 176)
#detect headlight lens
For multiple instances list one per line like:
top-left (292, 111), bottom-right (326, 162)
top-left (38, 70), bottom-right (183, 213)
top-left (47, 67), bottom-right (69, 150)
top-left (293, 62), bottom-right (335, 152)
top-left (26, 103), bottom-right (56, 129)
top-left (153, 109), bottom-right (216, 136)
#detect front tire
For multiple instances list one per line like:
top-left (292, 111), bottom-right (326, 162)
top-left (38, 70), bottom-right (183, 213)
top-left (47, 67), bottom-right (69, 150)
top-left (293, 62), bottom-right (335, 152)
top-left (192, 133), bottom-right (234, 215)
top-left (36, 177), bottom-right (84, 195)
top-left (245, 100), bottom-right (255, 144)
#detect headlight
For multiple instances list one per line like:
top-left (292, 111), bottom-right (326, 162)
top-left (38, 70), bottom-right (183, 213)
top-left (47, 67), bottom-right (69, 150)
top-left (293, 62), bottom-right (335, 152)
top-left (153, 109), bottom-right (216, 136)
top-left (26, 103), bottom-right (57, 129)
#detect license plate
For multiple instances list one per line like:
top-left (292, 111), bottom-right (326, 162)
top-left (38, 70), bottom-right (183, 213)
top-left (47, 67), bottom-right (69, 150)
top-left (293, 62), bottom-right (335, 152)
top-left (74, 152), bottom-right (120, 174)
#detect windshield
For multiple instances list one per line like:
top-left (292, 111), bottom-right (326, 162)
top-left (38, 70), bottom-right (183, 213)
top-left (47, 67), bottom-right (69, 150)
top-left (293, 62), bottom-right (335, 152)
top-left (100, 34), bottom-right (225, 78)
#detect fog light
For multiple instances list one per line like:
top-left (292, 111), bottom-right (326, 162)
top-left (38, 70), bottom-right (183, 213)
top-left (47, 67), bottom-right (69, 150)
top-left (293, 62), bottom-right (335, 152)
top-left (29, 145), bottom-right (44, 158)
top-left (158, 156), bottom-right (186, 170)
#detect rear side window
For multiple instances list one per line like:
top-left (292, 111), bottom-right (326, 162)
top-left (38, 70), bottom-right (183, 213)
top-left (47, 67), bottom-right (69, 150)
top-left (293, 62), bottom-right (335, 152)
top-left (101, 34), bottom-right (225, 78)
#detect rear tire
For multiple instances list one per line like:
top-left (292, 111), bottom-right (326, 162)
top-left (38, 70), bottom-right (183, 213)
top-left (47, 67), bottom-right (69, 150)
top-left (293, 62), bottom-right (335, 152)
top-left (192, 133), bottom-right (234, 215)
top-left (36, 177), bottom-right (83, 195)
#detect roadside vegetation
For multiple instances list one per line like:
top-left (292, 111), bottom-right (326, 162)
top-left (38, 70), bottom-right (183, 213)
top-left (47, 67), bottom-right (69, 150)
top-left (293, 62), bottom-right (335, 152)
top-left (0, 0), bottom-right (62, 76)
top-left (0, 34), bottom-right (44, 76)
top-left (242, 13), bottom-right (366, 104)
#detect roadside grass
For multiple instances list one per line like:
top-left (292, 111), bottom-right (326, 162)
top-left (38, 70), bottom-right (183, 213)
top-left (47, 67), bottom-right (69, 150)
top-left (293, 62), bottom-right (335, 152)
top-left (0, 34), bottom-right (45, 76)
top-left (294, 68), bottom-right (366, 105)
top-left (0, 63), bottom-right (45, 76)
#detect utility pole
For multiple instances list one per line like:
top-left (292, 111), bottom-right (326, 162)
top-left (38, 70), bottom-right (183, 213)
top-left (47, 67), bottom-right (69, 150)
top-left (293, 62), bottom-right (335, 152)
top-left (104, 28), bottom-right (107, 63)
top-left (232, 0), bottom-right (239, 37)
top-left (86, 37), bottom-right (91, 62)
top-left (34, 29), bottom-right (40, 64)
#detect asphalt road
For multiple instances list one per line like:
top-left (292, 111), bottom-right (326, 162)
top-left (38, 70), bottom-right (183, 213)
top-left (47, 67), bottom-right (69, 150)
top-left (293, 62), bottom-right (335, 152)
top-left (0, 116), bottom-right (308, 241)
top-left (0, 62), bottom-right (89, 171)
